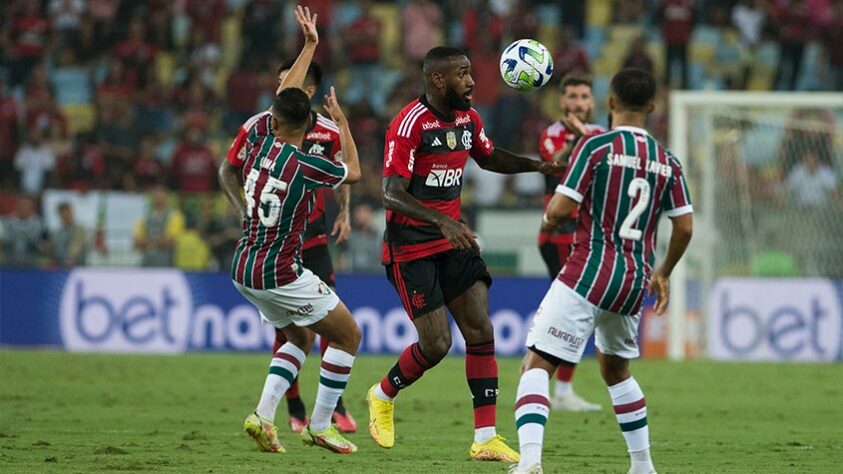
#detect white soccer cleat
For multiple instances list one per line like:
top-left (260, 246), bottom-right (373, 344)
top-left (550, 391), bottom-right (602, 412)
top-left (509, 462), bottom-right (543, 473)
top-left (627, 468), bottom-right (657, 474)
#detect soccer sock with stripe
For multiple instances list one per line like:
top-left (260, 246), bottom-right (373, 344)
top-left (554, 361), bottom-right (575, 396)
top-left (310, 347), bottom-right (355, 431)
top-left (608, 376), bottom-right (654, 471)
top-left (374, 342), bottom-right (433, 401)
top-left (256, 342), bottom-right (306, 421)
top-left (465, 341), bottom-right (498, 443)
top-left (515, 368), bottom-right (550, 469)
top-left (274, 331), bottom-right (303, 405)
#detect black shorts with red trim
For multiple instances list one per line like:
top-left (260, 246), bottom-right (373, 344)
top-left (538, 241), bottom-right (573, 280)
top-left (302, 243), bottom-right (335, 288)
top-left (385, 249), bottom-right (492, 319)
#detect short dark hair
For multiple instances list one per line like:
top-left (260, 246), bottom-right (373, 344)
top-left (422, 46), bottom-right (467, 74)
top-left (276, 60), bottom-right (323, 87)
top-left (272, 87), bottom-right (311, 127)
top-left (559, 72), bottom-right (593, 93)
top-left (57, 202), bottom-right (71, 212)
top-left (610, 68), bottom-right (656, 111)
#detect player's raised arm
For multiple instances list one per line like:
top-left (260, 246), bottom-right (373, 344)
top-left (276, 5), bottom-right (319, 93)
top-left (322, 87), bottom-right (360, 183)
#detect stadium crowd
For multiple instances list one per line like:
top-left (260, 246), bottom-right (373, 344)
top-left (0, 0), bottom-right (840, 272)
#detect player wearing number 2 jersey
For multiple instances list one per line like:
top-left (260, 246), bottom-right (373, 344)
top-left (511, 68), bottom-right (693, 474)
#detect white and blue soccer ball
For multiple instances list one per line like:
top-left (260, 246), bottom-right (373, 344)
top-left (499, 39), bottom-right (554, 91)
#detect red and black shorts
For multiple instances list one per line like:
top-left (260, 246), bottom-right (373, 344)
top-left (538, 241), bottom-right (573, 280)
top-left (385, 249), bottom-right (492, 319)
top-left (302, 243), bottom-right (335, 288)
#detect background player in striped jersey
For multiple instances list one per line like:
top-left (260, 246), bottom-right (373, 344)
top-left (537, 73), bottom-right (605, 413)
top-left (366, 46), bottom-right (565, 462)
top-left (220, 38), bottom-right (357, 435)
top-left (512, 68), bottom-right (693, 474)
top-left (220, 6), bottom-right (361, 455)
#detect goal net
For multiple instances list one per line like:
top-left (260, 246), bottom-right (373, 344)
top-left (667, 92), bottom-right (843, 360)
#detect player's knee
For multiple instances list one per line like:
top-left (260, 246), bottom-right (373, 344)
top-left (599, 357), bottom-right (630, 386)
top-left (419, 332), bottom-right (451, 364)
top-left (461, 317), bottom-right (494, 345)
top-left (285, 327), bottom-right (315, 354)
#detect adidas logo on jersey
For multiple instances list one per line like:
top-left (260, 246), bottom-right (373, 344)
top-left (431, 137), bottom-right (442, 147)
top-left (425, 168), bottom-right (463, 187)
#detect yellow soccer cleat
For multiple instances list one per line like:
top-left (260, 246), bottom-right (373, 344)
top-left (366, 384), bottom-right (395, 448)
top-left (470, 435), bottom-right (520, 462)
top-left (243, 412), bottom-right (285, 453)
top-left (300, 424), bottom-right (357, 454)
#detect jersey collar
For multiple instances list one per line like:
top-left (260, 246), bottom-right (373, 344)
top-left (419, 94), bottom-right (456, 123)
top-left (613, 125), bottom-right (649, 135)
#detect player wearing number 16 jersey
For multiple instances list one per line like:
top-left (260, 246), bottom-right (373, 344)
top-left (511, 68), bottom-right (693, 474)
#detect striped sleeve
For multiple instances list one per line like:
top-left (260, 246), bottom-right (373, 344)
top-left (469, 109), bottom-right (494, 161)
top-left (383, 108), bottom-right (422, 179)
top-left (225, 125), bottom-right (249, 167)
top-left (299, 150), bottom-right (348, 189)
top-left (664, 156), bottom-right (693, 217)
top-left (555, 135), bottom-right (601, 203)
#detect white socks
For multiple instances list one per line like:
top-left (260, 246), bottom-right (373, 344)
top-left (256, 343), bottom-right (306, 421)
top-left (515, 368), bottom-right (550, 470)
top-left (608, 376), bottom-right (654, 472)
top-left (310, 347), bottom-right (355, 431)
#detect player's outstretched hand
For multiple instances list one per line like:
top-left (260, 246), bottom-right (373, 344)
top-left (323, 87), bottom-right (347, 127)
top-left (648, 268), bottom-right (670, 315)
top-left (439, 217), bottom-right (479, 252)
top-left (331, 211), bottom-right (351, 245)
top-left (560, 111), bottom-right (588, 136)
top-left (538, 161), bottom-right (566, 175)
top-left (294, 5), bottom-right (318, 44)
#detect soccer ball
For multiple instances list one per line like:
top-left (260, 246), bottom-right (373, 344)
top-left (499, 39), bottom-right (554, 91)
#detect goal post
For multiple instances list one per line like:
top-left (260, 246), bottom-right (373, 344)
top-left (667, 91), bottom-right (843, 361)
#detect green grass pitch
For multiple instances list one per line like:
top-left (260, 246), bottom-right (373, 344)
top-left (1, 350), bottom-right (842, 473)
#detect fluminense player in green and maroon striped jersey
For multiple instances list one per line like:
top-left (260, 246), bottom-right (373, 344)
top-left (220, 6), bottom-right (363, 457)
top-left (511, 68), bottom-right (694, 474)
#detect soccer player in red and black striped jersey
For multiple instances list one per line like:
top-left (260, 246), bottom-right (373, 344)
top-left (221, 7), bottom-right (362, 455)
top-left (365, 46), bottom-right (565, 462)
top-left (512, 69), bottom-right (693, 474)
top-left (537, 73), bottom-right (605, 413)
top-left (224, 59), bottom-right (357, 434)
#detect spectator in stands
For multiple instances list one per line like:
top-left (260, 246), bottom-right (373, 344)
top-left (401, 0), bottom-right (444, 65)
top-left (732, 0), bottom-right (767, 89)
top-left (130, 137), bottom-right (164, 191)
top-left (49, 0), bottom-right (86, 50)
top-left (824, 2), bottom-right (843, 91)
top-left (346, 202), bottom-right (381, 273)
top-left (133, 185), bottom-right (185, 267)
top-left (786, 151), bottom-right (838, 207)
top-left (173, 211), bottom-right (211, 271)
top-left (1, 196), bottom-right (46, 268)
top-left (170, 126), bottom-right (217, 192)
top-left (241, 0), bottom-right (284, 58)
top-left (0, 80), bottom-right (21, 191)
top-left (468, 34), bottom-right (502, 134)
top-left (552, 27), bottom-right (590, 83)
top-left (659, 0), bottom-right (694, 89)
top-left (461, 0), bottom-right (503, 54)
top-left (509, 0), bottom-right (539, 41)
top-left (6, 1), bottom-right (50, 87)
top-left (772, 0), bottom-right (810, 90)
top-left (15, 127), bottom-right (56, 194)
top-left (112, 17), bottom-right (158, 88)
top-left (342, 0), bottom-right (384, 112)
top-left (60, 132), bottom-right (107, 191)
top-left (201, 200), bottom-right (242, 272)
top-left (622, 36), bottom-right (655, 75)
top-left (49, 201), bottom-right (88, 267)
top-left (100, 101), bottom-right (141, 187)
top-left (225, 56), bottom-right (262, 129)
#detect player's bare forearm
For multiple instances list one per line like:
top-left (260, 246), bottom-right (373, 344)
top-left (478, 148), bottom-right (541, 174)
top-left (551, 141), bottom-right (576, 164)
top-left (657, 214), bottom-right (693, 277)
top-left (544, 193), bottom-right (578, 229)
top-left (335, 184), bottom-right (351, 214)
top-left (276, 6), bottom-right (318, 93)
top-left (383, 176), bottom-right (447, 226)
top-left (218, 160), bottom-right (246, 218)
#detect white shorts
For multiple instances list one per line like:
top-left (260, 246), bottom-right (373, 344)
top-left (233, 269), bottom-right (340, 328)
top-left (525, 280), bottom-right (640, 364)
